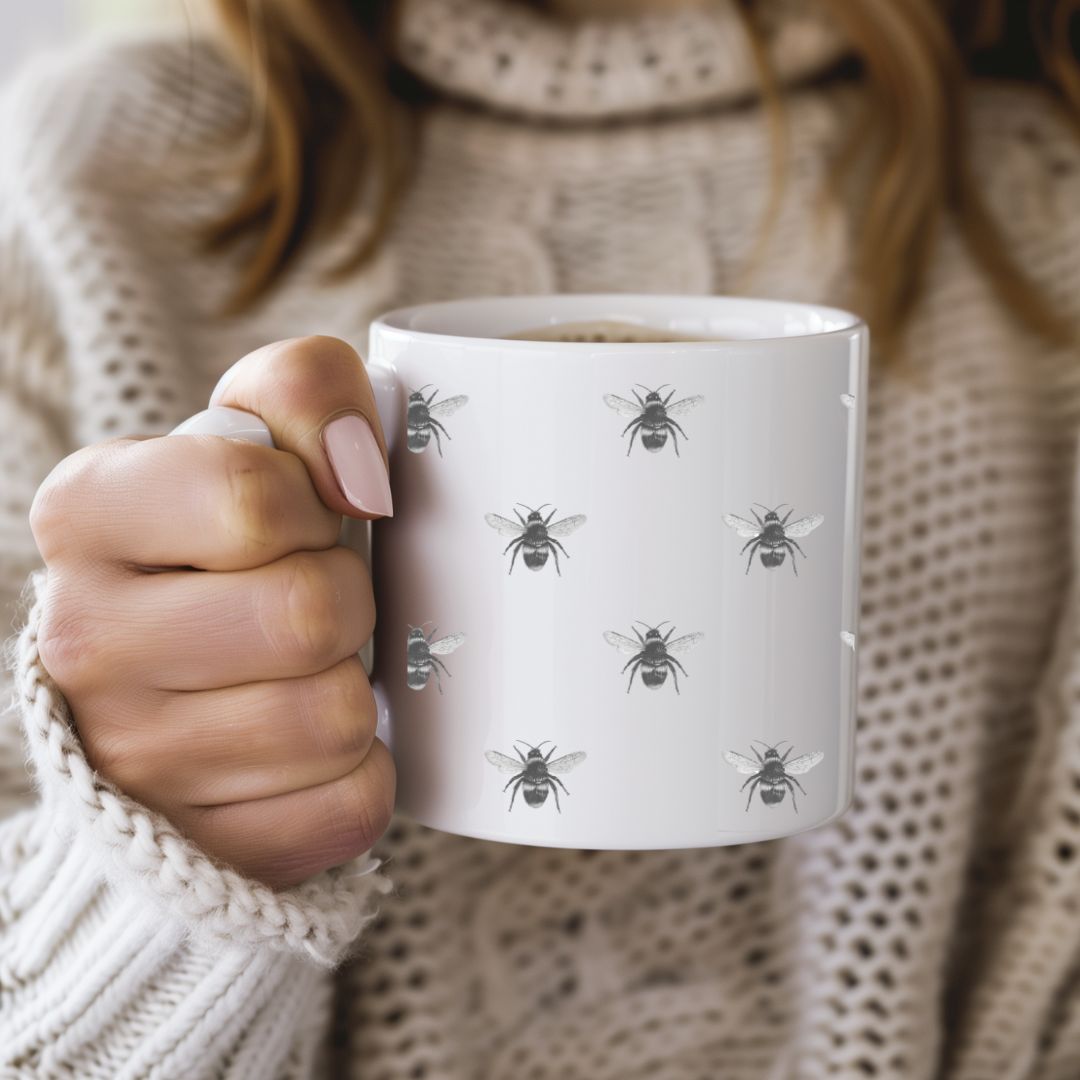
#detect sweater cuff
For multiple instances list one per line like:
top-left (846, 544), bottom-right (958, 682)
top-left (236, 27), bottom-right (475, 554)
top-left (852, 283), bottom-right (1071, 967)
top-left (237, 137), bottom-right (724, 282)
top-left (0, 810), bottom-right (335, 1077)
top-left (10, 570), bottom-right (392, 967)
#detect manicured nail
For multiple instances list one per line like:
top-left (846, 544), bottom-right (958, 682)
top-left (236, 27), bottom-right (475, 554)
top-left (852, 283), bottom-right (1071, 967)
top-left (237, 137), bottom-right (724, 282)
top-left (322, 414), bottom-right (393, 516)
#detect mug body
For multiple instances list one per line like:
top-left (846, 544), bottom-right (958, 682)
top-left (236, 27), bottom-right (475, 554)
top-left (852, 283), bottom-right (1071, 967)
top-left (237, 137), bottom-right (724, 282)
top-left (367, 295), bottom-right (867, 849)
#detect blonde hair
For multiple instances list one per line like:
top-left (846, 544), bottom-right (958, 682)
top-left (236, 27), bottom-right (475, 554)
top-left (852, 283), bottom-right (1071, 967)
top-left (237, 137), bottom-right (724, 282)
top-left (207, 0), bottom-right (1080, 352)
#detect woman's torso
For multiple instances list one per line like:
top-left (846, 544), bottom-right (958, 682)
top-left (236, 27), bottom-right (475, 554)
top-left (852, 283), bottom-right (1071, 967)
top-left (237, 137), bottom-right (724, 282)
top-left (6, 9), bottom-right (1080, 1074)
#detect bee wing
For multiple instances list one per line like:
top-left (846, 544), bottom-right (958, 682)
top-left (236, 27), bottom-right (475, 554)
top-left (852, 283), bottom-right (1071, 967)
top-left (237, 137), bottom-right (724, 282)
top-left (723, 514), bottom-right (761, 539)
top-left (784, 514), bottom-right (825, 538)
top-left (664, 394), bottom-right (705, 417)
top-left (485, 751), bottom-right (523, 774)
top-left (545, 514), bottom-right (587, 538)
top-left (428, 632), bottom-right (466, 655)
top-left (603, 631), bottom-right (641, 655)
top-left (485, 513), bottom-right (525, 538)
top-left (603, 394), bottom-right (644, 418)
top-left (784, 751), bottom-right (825, 775)
top-left (723, 751), bottom-right (761, 775)
top-left (665, 631), bottom-right (704, 655)
top-left (546, 751), bottom-right (587, 775)
top-left (427, 394), bottom-right (469, 417)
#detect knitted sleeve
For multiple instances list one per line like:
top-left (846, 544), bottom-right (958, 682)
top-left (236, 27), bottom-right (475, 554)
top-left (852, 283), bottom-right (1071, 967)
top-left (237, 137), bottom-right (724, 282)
top-left (1, 573), bottom-right (391, 1078)
top-left (0, 51), bottom-right (391, 1079)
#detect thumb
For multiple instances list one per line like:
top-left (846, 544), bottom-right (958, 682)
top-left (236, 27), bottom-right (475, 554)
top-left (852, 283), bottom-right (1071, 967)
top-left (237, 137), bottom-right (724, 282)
top-left (209, 336), bottom-right (393, 520)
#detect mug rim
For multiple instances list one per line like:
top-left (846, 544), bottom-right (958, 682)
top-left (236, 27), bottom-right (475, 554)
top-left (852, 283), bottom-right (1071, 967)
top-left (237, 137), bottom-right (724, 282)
top-left (370, 292), bottom-right (867, 351)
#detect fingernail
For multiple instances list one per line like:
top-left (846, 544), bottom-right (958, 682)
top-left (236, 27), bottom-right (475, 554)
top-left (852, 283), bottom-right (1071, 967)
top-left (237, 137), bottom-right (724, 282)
top-left (322, 414), bottom-right (393, 516)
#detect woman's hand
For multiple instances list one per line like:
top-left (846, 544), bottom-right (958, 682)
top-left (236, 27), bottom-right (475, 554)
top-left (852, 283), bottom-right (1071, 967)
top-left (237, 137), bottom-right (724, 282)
top-left (28, 337), bottom-right (396, 889)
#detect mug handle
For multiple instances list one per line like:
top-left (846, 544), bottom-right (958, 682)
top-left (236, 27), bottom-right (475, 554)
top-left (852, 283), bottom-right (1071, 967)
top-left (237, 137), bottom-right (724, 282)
top-left (168, 362), bottom-right (400, 751)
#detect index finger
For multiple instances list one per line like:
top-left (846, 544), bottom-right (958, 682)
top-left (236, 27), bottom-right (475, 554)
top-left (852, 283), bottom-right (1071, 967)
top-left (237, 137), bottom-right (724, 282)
top-left (209, 336), bottom-right (393, 521)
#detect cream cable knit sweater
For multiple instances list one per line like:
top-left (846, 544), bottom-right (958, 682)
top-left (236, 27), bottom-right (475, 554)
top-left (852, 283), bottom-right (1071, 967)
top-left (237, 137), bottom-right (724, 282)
top-left (2, 1), bottom-right (1080, 1077)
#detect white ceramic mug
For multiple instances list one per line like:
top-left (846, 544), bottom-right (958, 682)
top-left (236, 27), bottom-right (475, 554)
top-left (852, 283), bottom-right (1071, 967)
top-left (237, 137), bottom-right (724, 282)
top-left (175, 295), bottom-right (868, 850)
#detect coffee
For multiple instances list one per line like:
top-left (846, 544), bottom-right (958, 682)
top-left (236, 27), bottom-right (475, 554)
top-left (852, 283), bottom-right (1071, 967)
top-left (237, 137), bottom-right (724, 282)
top-left (510, 319), bottom-right (710, 343)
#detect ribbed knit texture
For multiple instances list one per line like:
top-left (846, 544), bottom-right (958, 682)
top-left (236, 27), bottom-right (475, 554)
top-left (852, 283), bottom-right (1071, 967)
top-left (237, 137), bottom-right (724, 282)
top-left (2, 1), bottom-right (1080, 1076)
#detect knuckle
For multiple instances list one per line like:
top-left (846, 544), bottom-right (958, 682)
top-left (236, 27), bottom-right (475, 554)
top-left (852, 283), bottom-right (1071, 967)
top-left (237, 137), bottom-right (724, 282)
top-left (314, 659), bottom-right (376, 761)
top-left (272, 553), bottom-right (343, 668)
top-left (83, 727), bottom-right (151, 793)
top-left (288, 335), bottom-right (361, 372)
top-left (36, 584), bottom-right (107, 692)
top-left (268, 336), bottom-right (364, 402)
top-left (29, 444), bottom-right (116, 560)
top-left (28, 482), bottom-right (63, 559)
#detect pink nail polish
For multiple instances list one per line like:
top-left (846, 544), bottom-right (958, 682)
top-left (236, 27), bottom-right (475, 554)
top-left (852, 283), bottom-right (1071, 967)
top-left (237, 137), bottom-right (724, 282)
top-left (322, 415), bottom-right (393, 516)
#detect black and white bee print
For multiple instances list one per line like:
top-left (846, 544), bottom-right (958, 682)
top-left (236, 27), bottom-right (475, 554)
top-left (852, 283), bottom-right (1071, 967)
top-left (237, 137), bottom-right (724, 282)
top-left (603, 385), bottom-right (704, 456)
top-left (484, 504), bottom-right (587, 575)
top-left (485, 742), bottom-right (587, 812)
top-left (603, 622), bottom-right (705, 694)
top-left (723, 742), bottom-right (824, 812)
top-left (723, 504), bottom-right (824, 575)
top-left (406, 385), bottom-right (468, 455)
top-left (406, 625), bottom-right (465, 692)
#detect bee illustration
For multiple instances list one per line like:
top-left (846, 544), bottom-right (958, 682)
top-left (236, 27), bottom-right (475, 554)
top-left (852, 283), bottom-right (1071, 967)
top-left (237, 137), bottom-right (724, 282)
top-left (603, 385), bottom-right (704, 456)
top-left (484, 504), bottom-right (587, 576)
top-left (723, 504), bottom-right (824, 576)
top-left (723, 742), bottom-right (825, 812)
top-left (485, 741), bottom-right (587, 812)
top-left (406, 385), bottom-right (469, 455)
top-left (603, 621), bottom-right (705, 694)
top-left (406, 624), bottom-right (465, 692)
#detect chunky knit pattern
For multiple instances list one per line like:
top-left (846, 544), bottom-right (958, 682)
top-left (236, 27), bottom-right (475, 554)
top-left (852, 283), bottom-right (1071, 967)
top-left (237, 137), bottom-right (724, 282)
top-left (2, 1), bottom-right (1080, 1076)
top-left (11, 571), bottom-right (391, 966)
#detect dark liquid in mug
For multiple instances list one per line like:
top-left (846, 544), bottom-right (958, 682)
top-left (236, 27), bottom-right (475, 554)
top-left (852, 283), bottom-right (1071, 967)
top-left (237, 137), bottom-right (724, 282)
top-left (510, 319), bottom-right (714, 343)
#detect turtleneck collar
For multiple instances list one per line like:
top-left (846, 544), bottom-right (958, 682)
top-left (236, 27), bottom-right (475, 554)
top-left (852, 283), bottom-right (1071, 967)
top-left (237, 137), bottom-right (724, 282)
top-left (393, 0), bottom-right (848, 121)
